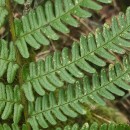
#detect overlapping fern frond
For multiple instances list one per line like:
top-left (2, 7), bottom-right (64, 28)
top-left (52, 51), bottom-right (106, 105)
top-left (14, 0), bottom-right (112, 58)
top-left (0, 82), bottom-right (23, 123)
top-left (22, 7), bottom-right (130, 101)
top-left (1, 1), bottom-right (130, 130)
top-left (0, 0), bottom-right (8, 27)
top-left (0, 122), bottom-right (129, 130)
top-left (56, 122), bottom-right (130, 130)
top-left (27, 55), bottom-right (130, 128)
top-left (0, 40), bottom-right (19, 83)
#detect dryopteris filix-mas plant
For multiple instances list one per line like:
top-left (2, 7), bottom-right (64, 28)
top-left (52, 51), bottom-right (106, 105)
top-left (0, 0), bottom-right (130, 129)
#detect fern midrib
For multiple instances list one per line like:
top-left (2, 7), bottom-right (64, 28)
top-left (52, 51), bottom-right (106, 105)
top-left (15, 0), bottom-right (83, 41)
top-left (24, 23), bottom-right (130, 83)
top-left (0, 98), bottom-right (20, 104)
top-left (30, 65), bottom-right (129, 117)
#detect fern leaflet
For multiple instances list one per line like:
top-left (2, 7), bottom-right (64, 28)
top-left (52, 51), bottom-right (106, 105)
top-left (0, 122), bottom-right (129, 130)
top-left (14, 0), bottom-right (112, 58)
top-left (0, 0), bottom-right (8, 28)
top-left (0, 123), bottom-right (27, 130)
top-left (0, 40), bottom-right (19, 83)
top-left (0, 83), bottom-right (23, 123)
top-left (56, 122), bottom-right (130, 130)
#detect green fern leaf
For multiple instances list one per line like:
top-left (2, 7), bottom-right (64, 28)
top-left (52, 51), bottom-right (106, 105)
top-left (0, 40), bottom-right (19, 83)
top-left (22, 7), bottom-right (130, 101)
top-left (0, 83), bottom-right (23, 123)
top-left (0, 122), bottom-right (129, 130)
top-left (27, 55), bottom-right (130, 128)
top-left (14, 0), bottom-right (112, 58)
top-left (0, 123), bottom-right (27, 130)
top-left (0, 0), bottom-right (8, 28)
top-left (56, 122), bottom-right (130, 130)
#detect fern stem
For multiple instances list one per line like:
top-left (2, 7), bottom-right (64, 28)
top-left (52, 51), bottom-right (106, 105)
top-left (5, 0), bottom-right (16, 41)
top-left (5, 1), bottom-right (31, 129)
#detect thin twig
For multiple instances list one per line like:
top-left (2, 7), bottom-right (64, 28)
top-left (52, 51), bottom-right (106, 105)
top-left (64, 33), bottom-right (79, 42)
top-left (74, 16), bottom-right (94, 34)
top-left (93, 113), bottom-right (111, 123)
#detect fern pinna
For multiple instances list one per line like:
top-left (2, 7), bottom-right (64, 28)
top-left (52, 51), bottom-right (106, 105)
top-left (27, 55), bottom-right (130, 129)
top-left (0, 122), bottom-right (129, 130)
top-left (0, 0), bottom-right (130, 130)
top-left (0, 0), bottom-right (8, 28)
top-left (56, 122), bottom-right (130, 130)
top-left (14, 0), bottom-right (112, 58)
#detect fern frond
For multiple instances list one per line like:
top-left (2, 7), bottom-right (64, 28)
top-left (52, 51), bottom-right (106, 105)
top-left (14, 0), bottom-right (112, 58)
top-left (27, 55), bottom-right (130, 128)
top-left (0, 0), bottom-right (8, 28)
top-left (22, 7), bottom-right (130, 101)
top-left (0, 82), bottom-right (23, 123)
top-left (56, 122), bottom-right (130, 130)
top-left (0, 123), bottom-right (27, 130)
top-left (0, 122), bottom-right (129, 130)
top-left (0, 40), bottom-right (19, 83)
